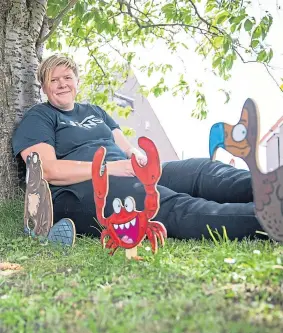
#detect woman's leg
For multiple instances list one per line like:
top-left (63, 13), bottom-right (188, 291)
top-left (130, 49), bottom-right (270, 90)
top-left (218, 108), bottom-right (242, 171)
top-left (156, 186), bottom-right (263, 241)
top-left (53, 177), bottom-right (263, 241)
top-left (53, 189), bottom-right (102, 237)
top-left (160, 158), bottom-right (253, 204)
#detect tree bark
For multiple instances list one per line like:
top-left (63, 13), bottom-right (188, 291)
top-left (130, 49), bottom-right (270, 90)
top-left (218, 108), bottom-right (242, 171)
top-left (0, 0), bottom-right (47, 201)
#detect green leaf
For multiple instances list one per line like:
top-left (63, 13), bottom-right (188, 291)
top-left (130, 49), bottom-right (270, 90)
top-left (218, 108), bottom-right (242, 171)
top-left (213, 36), bottom-right (224, 48)
top-left (74, 2), bottom-right (84, 17)
top-left (267, 48), bottom-right (274, 62)
top-left (205, 3), bottom-right (217, 13)
top-left (252, 26), bottom-right (262, 39)
top-left (251, 39), bottom-right (259, 48)
top-left (257, 50), bottom-right (267, 62)
top-left (216, 12), bottom-right (229, 25)
top-left (230, 24), bottom-right (237, 33)
top-left (261, 26), bottom-right (267, 40)
top-left (223, 40), bottom-right (230, 53)
top-left (225, 55), bottom-right (234, 70)
top-left (152, 87), bottom-right (162, 97)
top-left (121, 126), bottom-right (136, 137)
top-left (161, 3), bottom-right (175, 20)
top-left (244, 19), bottom-right (253, 32)
top-left (126, 52), bottom-right (135, 63)
top-left (82, 12), bottom-right (95, 23)
top-left (230, 14), bottom-right (247, 25)
top-left (212, 57), bottom-right (222, 68)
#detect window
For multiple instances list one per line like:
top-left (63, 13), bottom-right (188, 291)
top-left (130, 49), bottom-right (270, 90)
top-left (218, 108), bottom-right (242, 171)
top-left (113, 93), bottom-right (134, 111)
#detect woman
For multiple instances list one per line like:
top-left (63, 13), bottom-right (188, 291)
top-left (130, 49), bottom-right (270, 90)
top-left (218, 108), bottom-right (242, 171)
top-left (12, 54), bottom-right (264, 244)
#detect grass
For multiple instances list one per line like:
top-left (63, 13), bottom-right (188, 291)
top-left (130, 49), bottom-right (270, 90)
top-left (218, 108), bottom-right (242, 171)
top-left (1, 199), bottom-right (283, 333)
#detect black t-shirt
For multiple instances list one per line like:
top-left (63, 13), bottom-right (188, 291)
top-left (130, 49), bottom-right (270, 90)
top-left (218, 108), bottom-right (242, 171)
top-left (12, 102), bottom-right (127, 198)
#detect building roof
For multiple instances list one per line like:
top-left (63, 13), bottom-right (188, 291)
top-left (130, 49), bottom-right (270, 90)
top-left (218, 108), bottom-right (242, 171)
top-left (260, 116), bottom-right (283, 146)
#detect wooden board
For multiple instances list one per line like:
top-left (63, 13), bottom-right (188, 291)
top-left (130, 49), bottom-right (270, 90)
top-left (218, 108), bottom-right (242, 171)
top-left (209, 98), bottom-right (283, 242)
top-left (24, 152), bottom-right (53, 238)
top-left (92, 136), bottom-right (167, 258)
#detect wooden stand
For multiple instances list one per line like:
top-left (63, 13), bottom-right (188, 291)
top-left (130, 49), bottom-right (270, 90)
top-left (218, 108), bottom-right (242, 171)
top-left (125, 247), bottom-right (138, 259)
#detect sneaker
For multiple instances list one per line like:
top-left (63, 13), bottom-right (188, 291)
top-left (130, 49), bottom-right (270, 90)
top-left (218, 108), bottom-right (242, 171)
top-left (47, 218), bottom-right (76, 247)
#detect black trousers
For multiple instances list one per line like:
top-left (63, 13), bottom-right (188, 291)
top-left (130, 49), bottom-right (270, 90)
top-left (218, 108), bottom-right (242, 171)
top-left (53, 158), bottom-right (264, 241)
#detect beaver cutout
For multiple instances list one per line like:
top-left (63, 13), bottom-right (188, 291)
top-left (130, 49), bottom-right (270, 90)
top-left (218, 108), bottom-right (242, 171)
top-left (24, 152), bottom-right (53, 237)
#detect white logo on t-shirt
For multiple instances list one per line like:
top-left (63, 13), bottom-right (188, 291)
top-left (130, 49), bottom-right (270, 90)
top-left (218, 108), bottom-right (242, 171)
top-left (61, 115), bottom-right (104, 128)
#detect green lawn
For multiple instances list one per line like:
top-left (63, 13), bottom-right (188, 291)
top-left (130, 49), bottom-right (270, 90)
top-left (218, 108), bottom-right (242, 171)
top-left (1, 199), bottom-right (283, 333)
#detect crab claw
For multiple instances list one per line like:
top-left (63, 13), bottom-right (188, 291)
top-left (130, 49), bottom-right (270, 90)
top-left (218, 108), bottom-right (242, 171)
top-left (131, 137), bottom-right (161, 186)
top-left (92, 146), bottom-right (109, 200)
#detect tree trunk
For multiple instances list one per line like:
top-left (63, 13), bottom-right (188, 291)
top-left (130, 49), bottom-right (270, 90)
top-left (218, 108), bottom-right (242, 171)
top-left (0, 0), bottom-right (47, 201)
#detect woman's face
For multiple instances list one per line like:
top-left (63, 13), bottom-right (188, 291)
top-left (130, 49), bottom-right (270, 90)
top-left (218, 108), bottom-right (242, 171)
top-left (42, 65), bottom-right (79, 111)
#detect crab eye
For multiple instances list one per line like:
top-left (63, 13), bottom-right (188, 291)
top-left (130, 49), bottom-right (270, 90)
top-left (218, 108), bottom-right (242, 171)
top-left (113, 198), bottom-right (122, 213)
top-left (124, 196), bottom-right (135, 212)
top-left (32, 153), bottom-right (38, 164)
top-left (232, 124), bottom-right (247, 142)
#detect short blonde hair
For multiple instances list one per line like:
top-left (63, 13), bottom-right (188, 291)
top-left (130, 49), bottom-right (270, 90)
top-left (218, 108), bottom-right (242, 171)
top-left (37, 54), bottom-right (79, 85)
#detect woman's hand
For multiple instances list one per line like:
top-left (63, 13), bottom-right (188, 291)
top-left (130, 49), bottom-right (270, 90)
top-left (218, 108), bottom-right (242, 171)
top-left (106, 160), bottom-right (136, 177)
top-left (111, 129), bottom-right (147, 166)
top-left (126, 147), bottom-right (148, 166)
top-left (133, 151), bottom-right (147, 166)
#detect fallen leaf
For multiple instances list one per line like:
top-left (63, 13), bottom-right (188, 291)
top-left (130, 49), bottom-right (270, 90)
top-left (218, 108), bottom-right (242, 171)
top-left (0, 262), bottom-right (23, 275)
top-left (0, 262), bottom-right (23, 271)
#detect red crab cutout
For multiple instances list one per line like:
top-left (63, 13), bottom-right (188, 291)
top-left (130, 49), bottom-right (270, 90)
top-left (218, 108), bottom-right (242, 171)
top-left (91, 136), bottom-right (167, 259)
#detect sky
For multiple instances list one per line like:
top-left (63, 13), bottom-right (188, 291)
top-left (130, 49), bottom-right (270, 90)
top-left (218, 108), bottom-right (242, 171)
top-left (131, 0), bottom-right (283, 172)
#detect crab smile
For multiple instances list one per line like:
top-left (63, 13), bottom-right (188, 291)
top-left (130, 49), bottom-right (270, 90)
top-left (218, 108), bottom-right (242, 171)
top-left (112, 217), bottom-right (139, 244)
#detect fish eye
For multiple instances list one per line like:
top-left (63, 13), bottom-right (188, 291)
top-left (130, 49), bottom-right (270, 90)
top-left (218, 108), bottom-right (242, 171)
top-left (124, 196), bottom-right (135, 212)
top-left (113, 198), bottom-right (122, 213)
top-left (232, 124), bottom-right (247, 142)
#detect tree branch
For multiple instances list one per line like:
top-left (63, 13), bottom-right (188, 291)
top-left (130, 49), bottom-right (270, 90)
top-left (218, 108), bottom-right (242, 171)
top-left (187, 0), bottom-right (224, 35)
top-left (140, 23), bottom-right (218, 36)
top-left (38, 0), bottom-right (79, 44)
top-left (118, 0), bottom-right (141, 27)
top-left (263, 63), bottom-right (282, 90)
top-left (84, 39), bottom-right (107, 76)
top-left (117, 0), bottom-right (221, 37)
top-left (232, 46), bottom-right (282, 90)
top-left (187, 0), bottom-right (212, 28)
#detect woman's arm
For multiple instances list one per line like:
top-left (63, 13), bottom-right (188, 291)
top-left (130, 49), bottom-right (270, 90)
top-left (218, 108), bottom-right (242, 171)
top-left (21, 143), bottom-right (93, 186)
top-left (112, 128), bottom-right (147, 165)
top-left (21, 142), bottom-right (135, 186)
top-left (112, 128), bottom-right (136, 156)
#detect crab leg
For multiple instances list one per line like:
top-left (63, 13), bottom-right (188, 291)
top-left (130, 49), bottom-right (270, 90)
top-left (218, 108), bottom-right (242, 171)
top-left (149, 221), bottom-right (167, 246)
top-left (101, 229), bottom-right (110, 248)
top-left (146, 228), bottom-right (158, 254)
